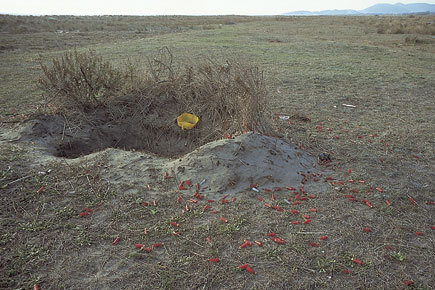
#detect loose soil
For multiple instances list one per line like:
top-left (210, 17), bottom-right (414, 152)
top-left (18, 95), bottom-right (203, 159)
top-left (15, 113), bottom-right (326, 198)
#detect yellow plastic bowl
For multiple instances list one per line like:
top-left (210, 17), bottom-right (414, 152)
top-left (177, 113), bottom-right (199, 130)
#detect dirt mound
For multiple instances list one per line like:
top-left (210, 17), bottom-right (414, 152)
top-left (64, 132), bottom-right (327, 200)
top-left (164, 132), bottom-right (324, 195)
top-left (16, 114), bottom-right (325, 198)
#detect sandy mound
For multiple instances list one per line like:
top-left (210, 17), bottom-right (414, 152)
top-left (164, 132), bottom-right (324, 195)
top-left (76, 132), bottom-right (327, 199)
top-left (4, 120), bottom-right (326, 199)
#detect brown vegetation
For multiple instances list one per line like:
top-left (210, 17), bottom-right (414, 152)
top-left (375, 15), bottom-right (435, 35)
top-left (36, 48), bottom-right (269, 158)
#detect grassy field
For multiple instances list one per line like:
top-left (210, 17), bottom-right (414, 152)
top-left (1, 14), bottom-right (435, 289)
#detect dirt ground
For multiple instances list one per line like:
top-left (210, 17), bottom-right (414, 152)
top-left (1, 111), bottom-right (434, 289)
top-left (1, 14), bottom-right (434, 290)
top-left (16, 117), bottom-right (327, 197)
top-left (17, 95), bottom-right (197, 159)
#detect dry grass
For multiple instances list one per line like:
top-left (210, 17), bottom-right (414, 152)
top-left (1, 15), bottom-right (435, 290)
top-left (37, 48), bottom-right (269, 157)
top-left (38, 50), bottom-right (124, 111)
top-left (375, 15), bottom-right (435, 35)
top-left (1, 142), bottom-right (434, 289)
top-left (0, 15), bottom-right (259, 52)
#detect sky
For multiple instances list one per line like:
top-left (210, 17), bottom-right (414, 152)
top-left (1, 0), bottom-right (435, 15)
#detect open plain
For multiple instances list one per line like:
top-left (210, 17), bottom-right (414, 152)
top-left (1, 15), bottom-right (434, 289)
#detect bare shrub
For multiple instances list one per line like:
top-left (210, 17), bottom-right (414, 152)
top-left (37, 48), bottom-right (270, 156)
top-left (119, 47), bottom-right (270, 139)
top-left (38, 50), bottom-right (124, 111)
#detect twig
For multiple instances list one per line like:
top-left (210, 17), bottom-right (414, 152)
top-left (61, 115), bottom-right (67, 141)
top-left (234, 142), bottom-right (243, 156)
top-left (2, 174), bottom-right (33, 187)
top-left (182, 237), bottom-right (204, 248)
top-left (198, 128), bottom-right (221, 144)
top-left (202, 282), bottom-right (208, 290)
top-left (296, 265), bottom-right (316, 273)
top-left (341, 104), bottom-right (356, 108)
top-left (103, 178), bottom-right (111, 196)
top-left (0, 166), bottom-right (11, 182)
top-left (187, 250), bottom-right (206, 257)
top-left (236, 156), bottom-right (248, 166)
top-left (86, 175), bottom-right (96, 194)
top-left (62, 159), bottom-right (74, 171)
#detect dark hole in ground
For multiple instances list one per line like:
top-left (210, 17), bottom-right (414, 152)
top-left (21, 114), bottom-right (202, 159)
top-left (19, 96), bottom-right (208, 159)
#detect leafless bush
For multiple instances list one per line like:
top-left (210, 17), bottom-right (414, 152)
top-left (38, 48), bottom-right (270, 148)
top-left (129, 47), bottom-right (269, 135)
top-left (38, 50), bottom-right (124, 111)
top-left (146, 49), bottom-right (268, 133)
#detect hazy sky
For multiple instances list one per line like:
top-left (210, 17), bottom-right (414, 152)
top-left (1, 0), bottom-right (434, 15)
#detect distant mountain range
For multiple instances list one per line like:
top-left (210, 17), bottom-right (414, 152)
top-left (283, 2), bottom-right (435, 16)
